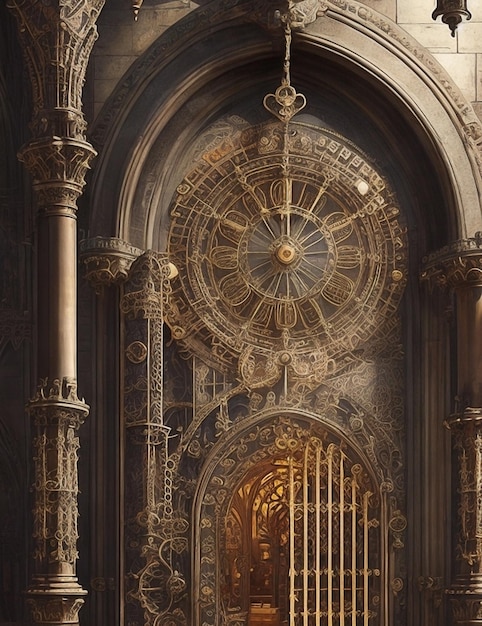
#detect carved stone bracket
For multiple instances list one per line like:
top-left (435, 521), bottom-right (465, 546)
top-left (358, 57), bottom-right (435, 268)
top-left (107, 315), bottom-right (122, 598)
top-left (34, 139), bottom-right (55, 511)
top-left (421, 235), bottom-right (482, 289)
top-left (80, 236), bottom-right (143, 292)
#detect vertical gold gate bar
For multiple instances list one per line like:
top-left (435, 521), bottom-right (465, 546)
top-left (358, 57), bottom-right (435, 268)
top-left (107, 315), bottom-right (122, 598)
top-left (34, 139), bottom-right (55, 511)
top-left (363, 491), bottom-right (370, 626)
top-left (315, 446), bottom-right (321, 626)
top-left (351, 476), bottom-right (357, 626)
top-left (339, 452), bottom-right (345, 624)
top-left (289, 456), bottom-right (296, 626)
top-left (303, 446), bottom-right (309, 626)
top-left (328, 446), bottom-right (333, 626)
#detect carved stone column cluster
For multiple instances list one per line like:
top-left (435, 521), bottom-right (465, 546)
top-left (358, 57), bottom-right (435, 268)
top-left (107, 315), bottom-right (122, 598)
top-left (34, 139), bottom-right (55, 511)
top-left (5, 1), bottom-right (104, 624)
top-left (423, 237), bottom-right (482, 624)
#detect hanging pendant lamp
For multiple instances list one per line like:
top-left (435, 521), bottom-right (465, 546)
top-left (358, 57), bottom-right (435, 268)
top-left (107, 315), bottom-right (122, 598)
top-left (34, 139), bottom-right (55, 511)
top-left (432, 0), bottom-right (471, 36)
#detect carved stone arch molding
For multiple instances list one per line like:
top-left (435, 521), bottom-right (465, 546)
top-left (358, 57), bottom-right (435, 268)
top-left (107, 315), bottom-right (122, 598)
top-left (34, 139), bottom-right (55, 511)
top-left (88, 0), bottom-right (482, 248)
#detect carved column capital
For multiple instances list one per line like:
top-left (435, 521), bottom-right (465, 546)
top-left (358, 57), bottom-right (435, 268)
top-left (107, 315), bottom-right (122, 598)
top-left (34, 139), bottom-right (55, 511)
top-left (421, 235), bottom-right (482, 289)
top-left (6, 0), bottom-right (104, 139)
top-left (19, 138), bottom-right (96, 213)
top-left (80, 237), bottom-right (144, 292)
top-left (26, 595), bottom-right (86, 626)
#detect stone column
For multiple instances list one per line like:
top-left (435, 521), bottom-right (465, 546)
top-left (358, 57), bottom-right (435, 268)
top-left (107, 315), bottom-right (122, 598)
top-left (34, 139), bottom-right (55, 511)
top-left (120, 251), bottom-right (180, 626)
top-left (423, 236), bottom-right (482, 624)
top-left (5, 2), bottom-right (104, 624)
top-left (80, 237), bottom-right (143, 624)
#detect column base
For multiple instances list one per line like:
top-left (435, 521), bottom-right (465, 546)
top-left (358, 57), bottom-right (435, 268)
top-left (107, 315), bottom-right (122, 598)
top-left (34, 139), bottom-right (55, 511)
top-left (447, 575), bottom-right (482, 624)
top-left (26, 576), bottom-right (87, 626)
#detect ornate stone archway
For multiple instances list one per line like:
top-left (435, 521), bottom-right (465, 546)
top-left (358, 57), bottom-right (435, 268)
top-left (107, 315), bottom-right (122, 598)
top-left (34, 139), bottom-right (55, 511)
top-left (81, 2), bottom-right (482, 625)
top-left (194, 410), bottom-right (404, 626)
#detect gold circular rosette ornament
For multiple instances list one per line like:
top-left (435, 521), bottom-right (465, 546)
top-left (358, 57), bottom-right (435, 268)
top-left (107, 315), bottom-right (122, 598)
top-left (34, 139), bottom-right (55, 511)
top-left (167, 122), bottom-right (406, 387)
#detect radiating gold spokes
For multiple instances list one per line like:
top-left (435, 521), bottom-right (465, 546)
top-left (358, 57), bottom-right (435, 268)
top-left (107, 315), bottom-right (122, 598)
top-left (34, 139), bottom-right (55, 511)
top-left (245, 210), bottom-right (331, 301)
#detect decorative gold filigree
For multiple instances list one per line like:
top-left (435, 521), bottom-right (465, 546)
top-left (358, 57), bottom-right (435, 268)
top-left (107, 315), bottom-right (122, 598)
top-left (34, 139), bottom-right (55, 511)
top-left (263, 15), bottom-right (306, 123)
top-left (168, 122), bottom-right (407, 381)
top-left (195, 414), bottom-right (392, 625)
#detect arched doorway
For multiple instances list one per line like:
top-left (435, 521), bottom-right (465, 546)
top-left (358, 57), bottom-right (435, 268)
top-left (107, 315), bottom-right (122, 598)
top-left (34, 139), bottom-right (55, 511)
top-left (224, 439), bottom-right (381, 625)
top-left (195, 413), bottom-right (393, 626)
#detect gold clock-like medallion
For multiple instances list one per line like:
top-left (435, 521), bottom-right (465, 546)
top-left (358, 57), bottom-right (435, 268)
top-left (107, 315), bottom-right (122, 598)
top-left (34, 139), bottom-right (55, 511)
top-left (168, 122), bottom-right (406, 375)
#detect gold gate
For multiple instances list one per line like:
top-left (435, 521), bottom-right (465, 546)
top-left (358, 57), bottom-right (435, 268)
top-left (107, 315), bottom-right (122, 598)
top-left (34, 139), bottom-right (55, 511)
top-left (225, 437), bottom-right (381, 626)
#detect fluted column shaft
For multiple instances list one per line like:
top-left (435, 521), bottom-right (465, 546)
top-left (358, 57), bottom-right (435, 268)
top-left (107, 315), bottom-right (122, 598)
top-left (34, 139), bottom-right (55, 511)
top-left (6, 1), bottom-right (104, 624)
top-left (423, 238), bottom-right (482, 624)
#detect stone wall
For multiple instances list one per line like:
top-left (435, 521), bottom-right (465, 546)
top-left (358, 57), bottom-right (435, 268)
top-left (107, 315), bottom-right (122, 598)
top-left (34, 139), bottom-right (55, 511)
top-left (398, 0), bottom-right (482, 115)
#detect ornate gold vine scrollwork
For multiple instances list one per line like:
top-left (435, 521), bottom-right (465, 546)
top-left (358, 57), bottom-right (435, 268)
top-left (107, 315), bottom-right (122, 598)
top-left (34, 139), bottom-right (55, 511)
top-left (193, 413), bottom-right (404, 626)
